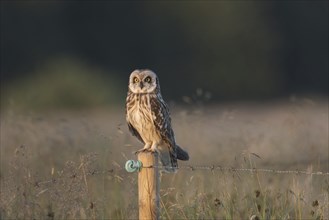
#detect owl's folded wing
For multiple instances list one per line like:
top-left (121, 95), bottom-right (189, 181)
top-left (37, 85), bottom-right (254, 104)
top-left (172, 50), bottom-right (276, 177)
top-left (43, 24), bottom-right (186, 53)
top-left (150, 96), bottom-right (176, 151)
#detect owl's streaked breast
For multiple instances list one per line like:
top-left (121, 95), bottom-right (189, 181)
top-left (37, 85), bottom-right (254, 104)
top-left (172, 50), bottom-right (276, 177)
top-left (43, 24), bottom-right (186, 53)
top-left (127, 93), bottom-right (161, 143)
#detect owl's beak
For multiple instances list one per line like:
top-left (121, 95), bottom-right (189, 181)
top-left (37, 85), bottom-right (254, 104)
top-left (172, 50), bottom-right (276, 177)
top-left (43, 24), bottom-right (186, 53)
top-left (139, 82), bottom-right (144, 89)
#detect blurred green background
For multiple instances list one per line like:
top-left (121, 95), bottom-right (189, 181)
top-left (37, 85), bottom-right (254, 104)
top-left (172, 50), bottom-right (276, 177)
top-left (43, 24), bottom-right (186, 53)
top-left (1, 1), bottom-right (328, 110)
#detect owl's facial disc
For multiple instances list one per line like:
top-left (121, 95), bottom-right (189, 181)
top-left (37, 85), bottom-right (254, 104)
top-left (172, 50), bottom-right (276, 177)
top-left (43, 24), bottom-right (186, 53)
top-left (129, 70), bottom-right (158, 94)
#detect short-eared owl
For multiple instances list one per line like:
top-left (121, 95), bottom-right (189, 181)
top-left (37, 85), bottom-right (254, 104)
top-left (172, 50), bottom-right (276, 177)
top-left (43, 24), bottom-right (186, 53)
top-left (126, 69), bottom-right (189, 172)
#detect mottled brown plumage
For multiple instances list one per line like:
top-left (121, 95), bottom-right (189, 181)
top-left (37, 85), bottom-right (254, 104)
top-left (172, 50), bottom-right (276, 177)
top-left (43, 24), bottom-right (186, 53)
top-left (126, 69), bottom-right (189, 172)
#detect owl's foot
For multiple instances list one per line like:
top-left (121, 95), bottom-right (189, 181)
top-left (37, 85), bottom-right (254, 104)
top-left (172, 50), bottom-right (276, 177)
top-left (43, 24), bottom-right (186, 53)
top-left (134, 148), bottom-right (153, 155)
top-left (135, 148), bottom-right (151, 154)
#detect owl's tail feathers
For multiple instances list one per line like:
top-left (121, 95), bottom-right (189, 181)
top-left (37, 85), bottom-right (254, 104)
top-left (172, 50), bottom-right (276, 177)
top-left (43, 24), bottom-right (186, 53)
top-left (159, 150), bottom-right (178, 173)
top-left (176, 145), bottom-right (189, 161)
top-left (158, 145), bottom-right (188, 173)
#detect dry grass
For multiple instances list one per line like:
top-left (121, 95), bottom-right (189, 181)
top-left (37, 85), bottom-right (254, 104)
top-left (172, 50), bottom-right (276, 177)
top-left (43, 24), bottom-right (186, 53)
top-left (0, 98), bottom-right (328, 219)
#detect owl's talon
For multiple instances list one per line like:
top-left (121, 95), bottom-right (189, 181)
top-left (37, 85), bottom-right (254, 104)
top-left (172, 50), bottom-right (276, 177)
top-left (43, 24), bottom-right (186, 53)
top-left (134, 148), bottom-right (151, 154)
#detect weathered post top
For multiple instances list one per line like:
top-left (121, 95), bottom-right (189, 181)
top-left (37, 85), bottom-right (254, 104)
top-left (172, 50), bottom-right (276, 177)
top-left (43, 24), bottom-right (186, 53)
top-left (137, 152), bottom-right (159, 220)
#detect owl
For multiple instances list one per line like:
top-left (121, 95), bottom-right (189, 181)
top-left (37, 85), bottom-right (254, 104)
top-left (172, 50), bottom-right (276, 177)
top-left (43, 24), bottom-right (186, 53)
top-left (126, 69), bottom-right (189, 172)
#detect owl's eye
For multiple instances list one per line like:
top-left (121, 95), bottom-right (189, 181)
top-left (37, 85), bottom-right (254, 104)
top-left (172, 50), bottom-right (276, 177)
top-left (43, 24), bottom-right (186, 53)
top-left (133, 77), bottom-right (139, 83)
top-left (144, 76), bottom-right (152, 83)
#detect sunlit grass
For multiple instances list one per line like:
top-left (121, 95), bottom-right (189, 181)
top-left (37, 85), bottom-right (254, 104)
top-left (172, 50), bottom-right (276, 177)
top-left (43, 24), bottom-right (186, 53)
top-left (0, 99), bottom-right (328, 219)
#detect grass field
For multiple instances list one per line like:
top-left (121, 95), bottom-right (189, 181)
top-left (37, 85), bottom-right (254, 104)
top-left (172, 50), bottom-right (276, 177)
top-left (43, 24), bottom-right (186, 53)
top-left (0, 98), bottom-right (328, 219)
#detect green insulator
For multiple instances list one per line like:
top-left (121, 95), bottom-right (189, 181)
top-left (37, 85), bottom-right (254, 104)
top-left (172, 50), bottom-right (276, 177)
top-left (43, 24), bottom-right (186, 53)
top-left (125, 160), bottom-right (142, 173)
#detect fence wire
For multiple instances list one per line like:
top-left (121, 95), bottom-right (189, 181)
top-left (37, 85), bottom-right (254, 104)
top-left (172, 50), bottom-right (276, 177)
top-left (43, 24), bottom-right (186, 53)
top-left (140, 164), bottom-right (329, 176)
top-left (81, 162), bottom-right (329, 176)
top-left (12, 164), bottom-right (329, 189)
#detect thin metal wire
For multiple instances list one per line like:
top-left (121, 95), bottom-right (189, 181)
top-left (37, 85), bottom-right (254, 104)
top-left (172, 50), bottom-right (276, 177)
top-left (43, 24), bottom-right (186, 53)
top-left (142, 164), bottom-right (329, 176)
top-left (35, 166), bottom-right (328, 186)
top-left (88, 164), bottom-right (329, 176)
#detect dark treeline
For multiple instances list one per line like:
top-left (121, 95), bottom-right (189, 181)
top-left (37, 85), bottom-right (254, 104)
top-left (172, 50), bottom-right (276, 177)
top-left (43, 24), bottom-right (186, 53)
top-left (1, 1), bottom-right (328, 101)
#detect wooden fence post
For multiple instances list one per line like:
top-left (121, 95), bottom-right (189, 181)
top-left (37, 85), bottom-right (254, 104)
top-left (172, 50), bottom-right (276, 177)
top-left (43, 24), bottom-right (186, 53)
top-left (137, 152), bottom-right (160, 220)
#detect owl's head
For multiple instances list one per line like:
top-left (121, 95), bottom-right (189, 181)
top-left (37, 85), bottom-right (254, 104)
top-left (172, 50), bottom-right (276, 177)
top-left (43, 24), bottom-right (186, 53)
top-left (128, 69), bottom-right (159, 94)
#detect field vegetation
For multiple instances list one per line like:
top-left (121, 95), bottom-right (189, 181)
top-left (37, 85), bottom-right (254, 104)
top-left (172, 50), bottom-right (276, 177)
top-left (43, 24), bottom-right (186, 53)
top-left (0, 98), bottom-right (328, 219)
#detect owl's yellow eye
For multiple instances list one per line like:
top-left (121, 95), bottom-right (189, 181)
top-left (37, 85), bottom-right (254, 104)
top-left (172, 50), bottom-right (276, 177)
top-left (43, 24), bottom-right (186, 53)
top-left (133, 77), bottom-right (139, 83)
top-left (144, 76), bottom-right (152, 83)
